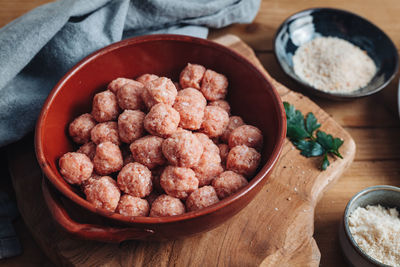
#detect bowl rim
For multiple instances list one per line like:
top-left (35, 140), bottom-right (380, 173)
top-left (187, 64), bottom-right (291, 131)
top-left (35, 34), bottom-right (287, 224)
top-left (273, 7), bottom-right (399, 100)
top-left (343, 185), bottom-right (400, 266)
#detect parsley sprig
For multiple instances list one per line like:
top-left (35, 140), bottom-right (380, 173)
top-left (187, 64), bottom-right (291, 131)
top-left (283, 102), bottom-right (344, 170)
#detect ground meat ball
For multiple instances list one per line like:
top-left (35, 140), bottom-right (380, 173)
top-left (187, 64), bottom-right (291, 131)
top-left (173, 82), bottom-right (182, 91)
top-left (117, 162), bottom-right (152, 198)
top-left (59, 152), bottom-right (93, 185)
top-left (162, 131), bottom-right (203, 167)
top-left (116, 195), bottom-right (149, 217)
top-left (201, 106), bottom-right (229, 138)
top-left (142, 77), bottom-right (177, 109)
top-left (146, 191), bottom-right (160, 206)
top-left (193, 150), bottom-right (223, 186)
top-left (149, 194), bottom-right (185, 217)
top-left (136, 74), bottom-right (159, 84)
top-left (117, 82), bottom-right (145, 110)
top-left (173, 88), bottom-right (206, 130)
top-left (144, 103), bottom-right (180, 137)
top-left (226, 145), bottom-right (261, 178)
top-left (200, 69), bottom-right (228, 101)
top-left (151, 166), bottom-right (165, 193)
top-left (160, 166), bottom-right (199, 199)
top-left (193, 133), bottom-right (219, 155)
top-left (212, 171), bottom-right (248, 199)
top-left (218, 143), bottom-right (229, 166)
top-left (92, 90), bottom-right (119, 122)
top-left (93, 142), bottom-right (123, 175)
top-left (179, 63), bottom-right (206, 89)
top-left (229, 125), bottom-right (263, 151)
top-left (118, 110), bottom-right (145, 143)
top-left (77, 142), bottom-right (96, 160)
top-left (81, 173), bottom-right (102, 191)
top-left (123, 154), bottom-right (134, 166)
top-left (91, 121), bottom-right (120, 145)
top-left (209, 100), bottom-right (231, 115)
top-left (130, 136), bottom-right (165, 169)
top-left (69, 113), bottom-right (97, 144)
top-left (186, 186), bottom-right (219, 212)
top-left (107, 78), bottom-right (137, 94)
top-left (84, 176), bottom-right (120, 212)
top-left (221, 116), bottom-right (245, 143)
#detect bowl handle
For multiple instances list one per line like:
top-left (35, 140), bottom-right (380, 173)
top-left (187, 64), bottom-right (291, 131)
top-left (41, 178), bottom-right (154, 243)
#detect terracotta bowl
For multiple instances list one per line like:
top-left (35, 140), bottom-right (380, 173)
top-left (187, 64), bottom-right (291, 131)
top-left (35, 34), bottom-right (286, 242)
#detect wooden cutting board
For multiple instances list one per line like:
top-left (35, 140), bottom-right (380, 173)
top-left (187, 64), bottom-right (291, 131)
top-left (8, 34), bottom-right (355, 266)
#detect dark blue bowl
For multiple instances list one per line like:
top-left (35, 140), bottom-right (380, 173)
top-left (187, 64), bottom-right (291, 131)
top-left (274, 8), bottom-right (399, 100)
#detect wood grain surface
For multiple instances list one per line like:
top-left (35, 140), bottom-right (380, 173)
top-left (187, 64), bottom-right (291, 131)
top-left (1, 0), bottom-right (400, 266)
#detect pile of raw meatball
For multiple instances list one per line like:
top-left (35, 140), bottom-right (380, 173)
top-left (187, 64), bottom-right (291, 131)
top-left (59, 63), bottom-right (263, 218)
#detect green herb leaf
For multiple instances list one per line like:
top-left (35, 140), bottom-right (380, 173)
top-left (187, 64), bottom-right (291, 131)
top-left (305, 113), bottom-right (321, 136)
top-left (321, 153), bottom-right (330, 170)
top-left (293, 140), bottom-right (325, 157)
top-left (283, 102), bottom-right (344, 171)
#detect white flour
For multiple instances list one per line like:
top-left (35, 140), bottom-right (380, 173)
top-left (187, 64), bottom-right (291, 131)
top-left (293, 36), bottom-right (376, 93)
top-left (348, 205), bottom-right (400, 266)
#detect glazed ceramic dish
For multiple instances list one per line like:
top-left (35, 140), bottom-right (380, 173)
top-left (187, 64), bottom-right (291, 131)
top-left (35, 34), bottom-right (286, 242)
top-left (339, 185), bottom-right (400, 267)
top-left (274, 8), bottom-right (399, 100)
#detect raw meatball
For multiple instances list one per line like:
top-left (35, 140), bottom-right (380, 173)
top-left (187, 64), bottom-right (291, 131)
top-left (107, 78), bottom-right (137, 94)
top-left (91, 121), bottom-right (120, 145)
top-left (123, 153), bottom-right (134, 166)
top-left (117, 81), bottom-right (145, 110)
top-left (209, 100), bottom-right (231, 115)
top-left (160, 166), bottom-right (199, 199)
top-left (142, 77), bottom-right (177, 109)
top-left (229, 125), bottom-right (263, 151)
top-left (149, 194), bottom-right (185, 217)
top-left (193, 149), bottom-right (223, 186)
top-left (117, 162), bottom-right (152, 198)
top-left (218, 143), bottom-right (229, 166)
top-left (212, 171), bottom-right (248, 199)
top-left (91, 90), bottom-right (119, 122)
top-left (192, 133), bottom-right (223, 186)
top-left (69, 113), bottom-right (97, 144)
top-left (116, 195), bottom-right (150, 217)
top-left (221, 116), bottom-right (245, 143)
top-left (162, 131), bottom-right (203, 167)
top-left (130, 136), bottom-right (165, 169)
top-left (118, 110), bottom-right (145, 143)
top-left (93, 142), bottom-right (123, 175)
top-left (226, 145), bottom-right (261, 178)
top-left (200, 69), bottom-right (228, 101)
top-left (151, 166), bottom-right (165, 193)
top-left (194, 133), bottom-right (219, 155)
top-left (144, 103), bottom-right (180, 137)
top-left (173, 82), bottom-right (182, 91)
top-left (201, 106), bottom-right (229, 138)
top-left (146, 191), bottom-right (160, 206)
top-left (173, 88), bottom-right (206, 130)
top-left (186, 186), bottom-right (219, 212)
top-left (84, 176), bottom-right (120, 212)
top-left (59, 152), bottom-right (93, 185)
top-left (136, 74), bottom-right (159, 84)
top-left (77, 142), bottom-right (96, 160)
top-left (179, 63), bottom-right (206, 89)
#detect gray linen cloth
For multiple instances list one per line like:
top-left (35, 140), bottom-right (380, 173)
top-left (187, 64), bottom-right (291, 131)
top-left (0, 0), bottom-right (260, 259)
top-left (0, 0), bottom-right (260, 147)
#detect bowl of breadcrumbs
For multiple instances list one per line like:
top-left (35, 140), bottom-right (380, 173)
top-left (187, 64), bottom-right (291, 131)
top-left (274, 8), bottom-right (399, 100)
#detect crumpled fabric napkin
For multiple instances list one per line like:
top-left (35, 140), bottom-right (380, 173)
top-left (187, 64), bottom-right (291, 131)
top-left (0, 0), bottom-right (260, 147)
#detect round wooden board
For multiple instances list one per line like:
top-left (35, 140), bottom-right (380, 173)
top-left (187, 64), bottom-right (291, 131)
top-left (8, 35), bottom-right (356, 266)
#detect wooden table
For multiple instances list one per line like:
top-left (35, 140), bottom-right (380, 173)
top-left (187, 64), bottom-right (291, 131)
top-left (1, 1), bottom-right (400, 266)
